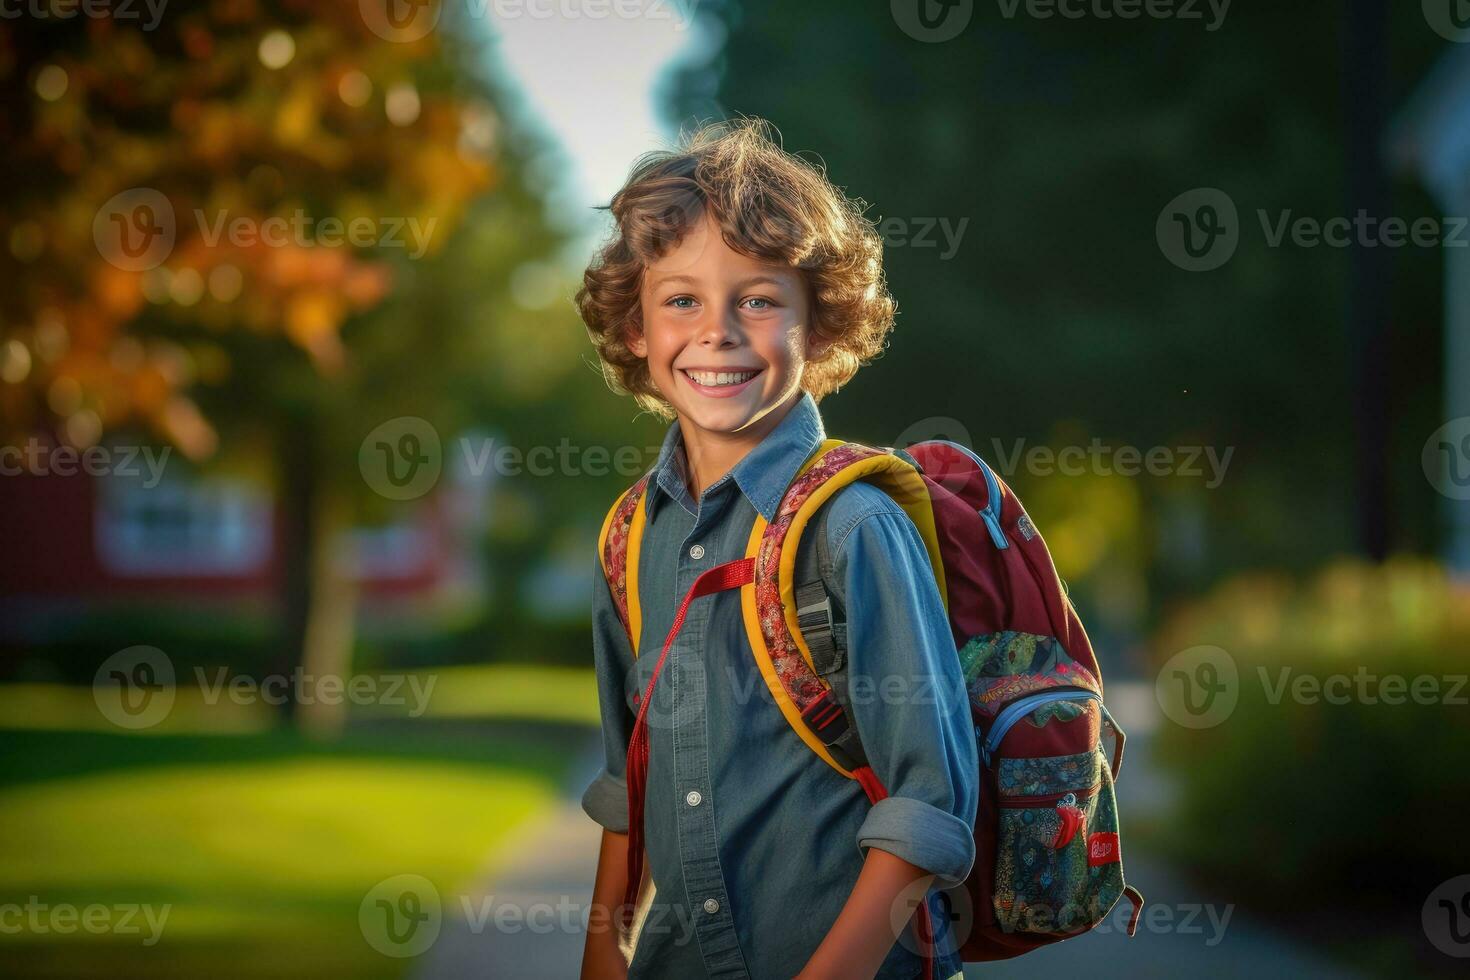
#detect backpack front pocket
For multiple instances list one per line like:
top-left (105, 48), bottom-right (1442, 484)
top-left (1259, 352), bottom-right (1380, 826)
top-left (992, 745), bottom-right (1124, 936)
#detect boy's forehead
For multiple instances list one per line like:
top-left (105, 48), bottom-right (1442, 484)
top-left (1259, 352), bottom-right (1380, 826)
top-left (644, 213), bottom-right (797, 285)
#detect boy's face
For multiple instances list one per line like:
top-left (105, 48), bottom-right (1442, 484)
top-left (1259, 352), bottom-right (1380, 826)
top-left (629, 210), bottom-right (826, 439)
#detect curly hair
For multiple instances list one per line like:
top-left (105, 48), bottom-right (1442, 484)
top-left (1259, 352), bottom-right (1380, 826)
top-left (576, 118), bottom-right (896, 421)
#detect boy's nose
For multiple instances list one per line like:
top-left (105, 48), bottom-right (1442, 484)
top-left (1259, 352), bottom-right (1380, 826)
top-left (696, 310), bottom-right (743, 347)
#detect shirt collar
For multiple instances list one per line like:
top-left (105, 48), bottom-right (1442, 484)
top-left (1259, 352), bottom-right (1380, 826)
top-left (645, 389), bottom-right (827, 523)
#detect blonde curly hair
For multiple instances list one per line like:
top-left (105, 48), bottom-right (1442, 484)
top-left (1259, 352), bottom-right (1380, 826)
top-left (576, 118), bottom-right (896, 420)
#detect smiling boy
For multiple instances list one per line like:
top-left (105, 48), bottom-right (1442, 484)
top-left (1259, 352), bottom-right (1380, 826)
top-left (576, 119), bottom-right (976, 980)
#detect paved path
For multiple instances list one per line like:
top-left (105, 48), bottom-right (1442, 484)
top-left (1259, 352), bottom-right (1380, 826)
top-left (413, 739), bottom-right (607, 980)
top-left (414, 683), bottom-right (1359, 979)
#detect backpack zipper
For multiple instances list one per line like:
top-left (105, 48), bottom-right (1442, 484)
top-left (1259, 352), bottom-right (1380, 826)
top-left (981, 688), bottom-right (1101, 766)
top-left (996, 782), bottom-right (1101, 808)
top-left (926, 439), bottom-right (1010, 550)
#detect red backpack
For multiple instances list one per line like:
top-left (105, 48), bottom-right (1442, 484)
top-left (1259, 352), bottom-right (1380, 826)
top-left (598, 438), bottom-right (1144, 977)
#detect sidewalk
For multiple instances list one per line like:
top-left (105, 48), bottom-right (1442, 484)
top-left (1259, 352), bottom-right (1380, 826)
top-left (412, 739), bottom-right (606, 980)
top-left (413, 683), bottom-right (1360, 979)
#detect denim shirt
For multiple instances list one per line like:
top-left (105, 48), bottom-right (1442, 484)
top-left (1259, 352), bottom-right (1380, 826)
top-left (581, 390), bottom-right (978, 980)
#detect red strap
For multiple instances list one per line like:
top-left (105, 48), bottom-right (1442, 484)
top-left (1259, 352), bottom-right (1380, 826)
top-left (620, 563), bottom-right (934, 980)
top-left (1123, 885), bottom-right (1145, 937)
top-left (853, 766), bottom-right (933, 980)
top-left (621, 558), bottom-right (755, 929)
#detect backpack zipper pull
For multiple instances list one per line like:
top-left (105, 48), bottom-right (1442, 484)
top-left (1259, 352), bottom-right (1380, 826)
top-left (1052, 795), bottom-right (1083, 849)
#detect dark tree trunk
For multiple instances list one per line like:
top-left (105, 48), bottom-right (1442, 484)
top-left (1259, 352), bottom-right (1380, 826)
top-left (1343, 0), bottom-right (1391, 560)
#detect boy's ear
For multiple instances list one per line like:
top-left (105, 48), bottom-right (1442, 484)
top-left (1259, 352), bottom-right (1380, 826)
top-left (625, 323), bottom-right (647, 358)
top-left (806, 324), bottom-right (832, 362)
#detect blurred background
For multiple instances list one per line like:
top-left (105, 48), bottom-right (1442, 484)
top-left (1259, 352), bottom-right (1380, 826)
top-left (1, 1), bottom-right (1468, 977)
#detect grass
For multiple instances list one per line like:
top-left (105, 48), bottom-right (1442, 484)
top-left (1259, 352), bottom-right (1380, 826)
top-left (0, 666), bottom-right (600, 980)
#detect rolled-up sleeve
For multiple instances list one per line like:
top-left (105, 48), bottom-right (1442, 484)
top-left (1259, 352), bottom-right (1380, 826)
top-left (832, 497), bottom-right (979, 888)
top-left (580, 551), bottom-right (636, 833)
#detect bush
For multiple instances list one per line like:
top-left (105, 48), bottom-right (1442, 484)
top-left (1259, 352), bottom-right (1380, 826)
top-left (1152, 556), bottom-right (1470, 911)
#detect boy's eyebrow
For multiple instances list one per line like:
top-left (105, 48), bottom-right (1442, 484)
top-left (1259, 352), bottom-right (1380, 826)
top-left (647, 273), bottom-right (794, 291)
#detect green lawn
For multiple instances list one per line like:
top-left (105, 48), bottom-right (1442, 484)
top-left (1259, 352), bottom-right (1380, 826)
top-left (0, 667), bottom-right (598, 980)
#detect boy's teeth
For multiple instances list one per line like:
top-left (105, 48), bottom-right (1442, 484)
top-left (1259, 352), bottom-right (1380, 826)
top-left (688, 370), bottom-right (758, 387)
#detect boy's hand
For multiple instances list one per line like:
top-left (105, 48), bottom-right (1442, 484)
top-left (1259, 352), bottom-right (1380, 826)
top-left (579, 932), bottom-right (629, 980)
top-left (581, 828), bottom-right (633, 980)
top-left (798, 846), bottom-right (937, 979)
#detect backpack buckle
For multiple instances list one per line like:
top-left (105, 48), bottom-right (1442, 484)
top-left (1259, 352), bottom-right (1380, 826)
top-left (795, 585), bottom-right (846, 673)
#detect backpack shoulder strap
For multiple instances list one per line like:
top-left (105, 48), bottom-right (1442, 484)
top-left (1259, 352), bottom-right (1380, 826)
top-left (793, 499), bottom-right (869, 771)
top-left (598, 473), bottom-right (653, 659)
top-left (740, 439), bottom-right (947, 779)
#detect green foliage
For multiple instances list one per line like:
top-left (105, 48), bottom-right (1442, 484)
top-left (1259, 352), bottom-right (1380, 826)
top-left (674, 0), bottom-right (1454, 620)
top-left (1152, 557), bottom-right (1470, 908)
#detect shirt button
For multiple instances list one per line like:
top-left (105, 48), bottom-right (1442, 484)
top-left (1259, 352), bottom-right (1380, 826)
top-left (689, 544), bottom-right (705, 559)
top-left (702, 898), bottom-right (720, 914)
top-left (685, 790), bottom-right (702, 807)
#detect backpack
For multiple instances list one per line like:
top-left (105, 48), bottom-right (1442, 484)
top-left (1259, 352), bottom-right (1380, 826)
top-left (598, 437), bottom-right (1144, 977)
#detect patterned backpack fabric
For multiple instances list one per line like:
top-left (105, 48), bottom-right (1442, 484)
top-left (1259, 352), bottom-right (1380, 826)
top-left (598, 437), bottom-right (1143, 976)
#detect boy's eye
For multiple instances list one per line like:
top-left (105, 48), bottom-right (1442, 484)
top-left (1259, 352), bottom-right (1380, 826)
top-left (742, 297), bottom-right (774, 311)
top-left (667, 296), bottom-right (697, 310)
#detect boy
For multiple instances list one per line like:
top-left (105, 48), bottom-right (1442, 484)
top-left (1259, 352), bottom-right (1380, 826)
top-left (575, 119), bottom-right (977, 980)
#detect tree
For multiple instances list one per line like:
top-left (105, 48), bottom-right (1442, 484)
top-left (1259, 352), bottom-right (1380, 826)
top-left (0, 1), bottom-right (568, 730)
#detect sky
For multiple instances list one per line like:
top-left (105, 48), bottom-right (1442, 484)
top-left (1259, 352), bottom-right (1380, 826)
top-left (482, 2), bottom-right (720, 259)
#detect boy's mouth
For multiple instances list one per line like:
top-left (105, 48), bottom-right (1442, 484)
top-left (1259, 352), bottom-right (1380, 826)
top-left (680, 368), bottom-right (763, 398)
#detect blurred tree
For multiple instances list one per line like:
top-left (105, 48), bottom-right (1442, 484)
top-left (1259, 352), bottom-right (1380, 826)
top-left (0, 1), bottom-right (563, 730)
top-left (671, 1), bottom-right (1449, 630)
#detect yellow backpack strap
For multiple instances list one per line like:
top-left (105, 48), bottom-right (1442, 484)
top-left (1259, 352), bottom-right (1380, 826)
top-left (739, 440), bottom-right (948, 779)
top-left (597, 474), bottom-right (652, 658)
